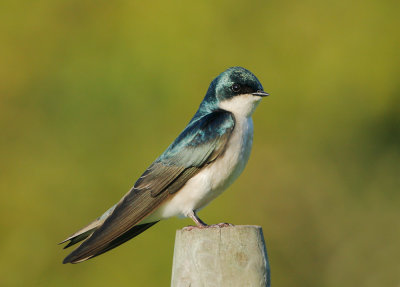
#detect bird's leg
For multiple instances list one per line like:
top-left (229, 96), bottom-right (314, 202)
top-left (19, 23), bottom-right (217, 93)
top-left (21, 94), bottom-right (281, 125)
top-left (183, 211), bottom-right (235, 230)
top-left (189, 210), bottom-right (208, 227)
top-left (183, 210), bottom-right (208, 230)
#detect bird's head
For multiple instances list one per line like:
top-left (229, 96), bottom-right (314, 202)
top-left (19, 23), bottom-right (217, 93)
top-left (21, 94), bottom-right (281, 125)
top-left (201, 67), bottom-right (268, 118)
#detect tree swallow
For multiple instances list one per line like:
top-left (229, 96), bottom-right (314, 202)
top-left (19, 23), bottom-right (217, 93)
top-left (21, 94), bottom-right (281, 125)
top-left (60, 66), bottom-right (268, 264)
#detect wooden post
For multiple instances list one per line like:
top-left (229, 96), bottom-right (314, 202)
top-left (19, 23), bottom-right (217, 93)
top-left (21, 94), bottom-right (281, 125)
top-left (171, 225), bottom-right (270, 287)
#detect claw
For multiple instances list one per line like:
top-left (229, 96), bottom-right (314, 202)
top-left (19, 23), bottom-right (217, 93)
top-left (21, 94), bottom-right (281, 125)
top-left (182, 225), bottom-right (208, 231)
top-left (183, 222), bottom-right (234, 231)
top-left (209, 223), bottom-right (235, 228)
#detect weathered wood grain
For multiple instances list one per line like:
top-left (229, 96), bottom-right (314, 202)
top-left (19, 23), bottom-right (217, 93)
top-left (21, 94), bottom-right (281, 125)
top-left (171, 225), bottom-right (270, 287)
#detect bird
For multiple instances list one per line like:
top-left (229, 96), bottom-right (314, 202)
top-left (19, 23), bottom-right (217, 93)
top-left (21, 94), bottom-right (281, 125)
top-left (60, 66), bottom-right (268, 264)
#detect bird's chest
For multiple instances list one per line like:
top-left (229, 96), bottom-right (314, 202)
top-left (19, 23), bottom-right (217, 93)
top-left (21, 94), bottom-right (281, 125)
top-left (151, 116), bottom-right (255, 219)
top-left (197, 116), bottom-right (254, 204)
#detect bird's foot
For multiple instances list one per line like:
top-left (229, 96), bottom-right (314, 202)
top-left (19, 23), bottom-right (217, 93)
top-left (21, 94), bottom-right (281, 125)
top-left (183, 223), bottom-right (234, 231)
top-left (183, 225), bottom-right (208, 231)
top-left (209, 222), bottom-right (235, 228)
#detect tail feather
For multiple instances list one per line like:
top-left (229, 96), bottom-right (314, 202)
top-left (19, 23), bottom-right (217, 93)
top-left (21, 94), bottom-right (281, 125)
top-left (59, 204), bottom-right (117, 248)
top-left (62, 230), bottom-right (95, 249)
top-left (63, 221), bottom-right (158, 264)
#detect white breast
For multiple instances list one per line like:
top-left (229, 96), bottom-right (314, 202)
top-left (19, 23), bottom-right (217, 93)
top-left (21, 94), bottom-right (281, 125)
top-left (190, 115), bottom-right (254, 210)
top-left (143, 94), bottom-right (261, 222)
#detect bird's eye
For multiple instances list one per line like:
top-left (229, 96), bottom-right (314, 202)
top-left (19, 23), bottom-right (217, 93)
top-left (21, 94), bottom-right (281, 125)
top-left (231, 83), bottom-right (241, 93)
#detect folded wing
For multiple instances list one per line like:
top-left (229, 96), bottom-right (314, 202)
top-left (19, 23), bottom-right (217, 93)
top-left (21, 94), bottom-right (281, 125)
top-left (62, 110), bottom-right (235, 263)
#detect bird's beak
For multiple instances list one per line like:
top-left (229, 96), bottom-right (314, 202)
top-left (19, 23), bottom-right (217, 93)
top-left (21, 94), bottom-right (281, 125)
top-left (252, 90), bottom-right (269, 97)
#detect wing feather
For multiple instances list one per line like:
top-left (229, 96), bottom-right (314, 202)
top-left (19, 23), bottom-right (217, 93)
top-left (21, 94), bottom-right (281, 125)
top-left (62, 110), bottom-right (235, 263)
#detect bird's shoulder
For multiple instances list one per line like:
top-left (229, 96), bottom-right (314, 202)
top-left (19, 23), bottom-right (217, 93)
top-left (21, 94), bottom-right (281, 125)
top-left (158, 109), bottom-right (236, 166)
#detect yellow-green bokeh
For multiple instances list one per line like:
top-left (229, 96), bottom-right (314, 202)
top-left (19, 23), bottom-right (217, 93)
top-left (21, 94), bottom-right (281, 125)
top-left (1, 1), bottom-right (399, 286)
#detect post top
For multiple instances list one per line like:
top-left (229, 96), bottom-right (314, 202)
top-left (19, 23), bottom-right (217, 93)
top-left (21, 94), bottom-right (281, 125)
top-left (177, 225), bottom-right (263, 234)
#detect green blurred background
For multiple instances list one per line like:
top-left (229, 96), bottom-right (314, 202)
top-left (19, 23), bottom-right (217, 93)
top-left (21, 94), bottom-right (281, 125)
top-left (1, 0), bottom-right (399, 286)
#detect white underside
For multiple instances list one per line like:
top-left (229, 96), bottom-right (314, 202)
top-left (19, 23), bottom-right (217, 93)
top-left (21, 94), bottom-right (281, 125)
top-left (142, 94), bottom-right (262, 223)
